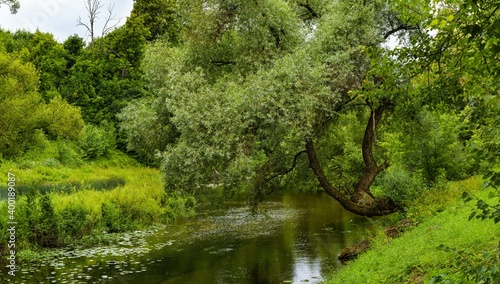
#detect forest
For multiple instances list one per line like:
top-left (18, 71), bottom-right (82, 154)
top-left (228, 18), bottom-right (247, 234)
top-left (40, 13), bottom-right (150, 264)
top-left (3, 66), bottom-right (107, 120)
top-left (0, 0), bottom-right (499, 283)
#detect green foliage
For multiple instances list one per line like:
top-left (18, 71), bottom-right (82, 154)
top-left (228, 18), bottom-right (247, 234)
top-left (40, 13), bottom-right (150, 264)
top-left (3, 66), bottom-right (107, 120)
top-left (391, 0), bottom-right (500, 188)
top-left (59, 203), bottom-right (92, 239)
top-left (43, 95), bottom-right (85, 140)
top-left (78, 124), bottom-right (116, 160)
top-left (37, 194), bottom-right (60, 247)
top-left (0, 50), bottom-right (45, 157)
top-left (0, 46), bottom-right (85, 158)
top-left (21, 31), bottom-right (69, 101)
top-left (162, 192), bottom-right (197, 220)
top-left (180, 0), bottom-right (303, 78)
top-left (463, 189), bottom-right (500, 223)
top-left (101, 201), bottom-right (128, 233)
top-left (130, 0), bottom-right (180, 42)
top-left (430, 244), bottom-right (500, 284)
top-left (61, 16), bottom-right (149, 136)
top-left (118, 96), bottom-right (178, 165)
top-left (318, 111), bottom-right (368, 191)
top-left (376, 165), bottom-right (428, 207)
top-left (62, 34), bottom-right (84, 69)
top-left (327, 181), bottom-right (499, 284)
top-left (0, 162), bottom-right (195, 252)
top-left (134, 0), bottom-right (384, 196)
top-left (56, 139), bottom-right (83, 167)
top-left (382, 107), bottom-right (471, 185)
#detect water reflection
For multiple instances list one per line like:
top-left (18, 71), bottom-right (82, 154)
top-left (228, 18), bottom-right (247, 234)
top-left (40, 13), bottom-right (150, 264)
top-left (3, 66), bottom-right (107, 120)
top-left (112, 192), bottom-right (370, 284)
top-left (0, 192), bottom-right (371, 284)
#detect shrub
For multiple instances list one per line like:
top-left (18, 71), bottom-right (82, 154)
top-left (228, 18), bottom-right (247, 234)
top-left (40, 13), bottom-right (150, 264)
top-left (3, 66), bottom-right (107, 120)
top-left (377, 164), bottom-right (428, 207)
top-left (37, 194), bottom-right (60, 247)
top-left (59, 204), bottom-right (93, 240)
top-left (101, 201), bottom-right (125, 233)
top-left (78, 124), bottom-right (116, 160)
top-left (162, 193), bottom-right (197, 221)
top-left (56, 139), bottom-right (83, 167)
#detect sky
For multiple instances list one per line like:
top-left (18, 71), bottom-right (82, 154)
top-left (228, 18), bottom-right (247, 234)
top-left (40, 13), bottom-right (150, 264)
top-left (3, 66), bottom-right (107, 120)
top-left (0, 0), bottom-right (134, 42)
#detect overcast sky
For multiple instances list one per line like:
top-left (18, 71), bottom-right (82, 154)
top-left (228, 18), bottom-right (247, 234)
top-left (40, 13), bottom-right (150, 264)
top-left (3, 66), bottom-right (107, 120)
top-left (0, 0), bottom-right (134, 42)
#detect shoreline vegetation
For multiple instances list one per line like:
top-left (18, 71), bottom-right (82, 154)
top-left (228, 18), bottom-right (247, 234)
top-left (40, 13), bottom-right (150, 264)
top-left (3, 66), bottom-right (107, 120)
top-left (327, 176), bottom-right (500, 283)
top-left (0, 142), bottom-right (196, 259)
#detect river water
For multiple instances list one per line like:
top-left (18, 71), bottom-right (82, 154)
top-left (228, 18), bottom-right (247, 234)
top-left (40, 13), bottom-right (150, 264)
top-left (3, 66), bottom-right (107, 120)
top-left (2, 192), bottom-right (371, 283)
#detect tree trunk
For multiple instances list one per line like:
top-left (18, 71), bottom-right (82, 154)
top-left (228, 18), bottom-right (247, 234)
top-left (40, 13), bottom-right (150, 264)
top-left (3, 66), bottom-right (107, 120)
top-left (305, 104), bottom-right (398, 217)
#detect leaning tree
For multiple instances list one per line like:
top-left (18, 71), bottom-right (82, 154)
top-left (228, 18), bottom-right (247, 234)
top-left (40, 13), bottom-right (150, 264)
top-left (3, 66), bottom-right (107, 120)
top-left (121, 0), bottom-right (425, 216)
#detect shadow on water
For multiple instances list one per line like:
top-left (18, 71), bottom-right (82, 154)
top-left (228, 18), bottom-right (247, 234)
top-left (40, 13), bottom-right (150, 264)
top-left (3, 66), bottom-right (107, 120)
top-left (0, 191), bottom-right (372, 284)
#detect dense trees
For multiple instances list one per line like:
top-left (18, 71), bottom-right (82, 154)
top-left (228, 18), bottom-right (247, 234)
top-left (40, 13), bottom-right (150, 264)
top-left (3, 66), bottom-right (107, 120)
top-left (0, 2), bottom-right (148, 158)
top-left (119, 0), bottom-right (499, 216)
top-left (120, 0), bottom-right (398, 216)
top-left (0, 0), bottom-right (498, 217)
top-left (0, 50), bottom-right (83, 157)
top-left (61, 17), bottom-right (149, 127)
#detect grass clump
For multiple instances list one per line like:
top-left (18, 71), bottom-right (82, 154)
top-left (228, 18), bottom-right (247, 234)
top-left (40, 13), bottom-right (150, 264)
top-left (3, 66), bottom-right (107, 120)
top-left (326, 177), bottom-right (500, 283)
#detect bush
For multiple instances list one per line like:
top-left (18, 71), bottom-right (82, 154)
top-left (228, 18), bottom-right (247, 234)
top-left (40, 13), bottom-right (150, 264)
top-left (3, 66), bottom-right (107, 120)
top-left (377, 164), bottom-right (428, 207)
top-left (59, 204), bottom-right (93, 240)
top-left (56, 139), bottom-right (83, 167)
top-left (101, 201), bottom-right (128, 233)
top-left (37, 194), bottom-right (60, 247)
top-left (383, 108), bottom-right (471, 184)
top-left (162, 193), bottom-right (197, 221)
top-left (43, 96), bottom-right (85, 140)
top-left (78, 124), bottom-right (116, 160)
top-left (0, 165), bottom-right (196, 253)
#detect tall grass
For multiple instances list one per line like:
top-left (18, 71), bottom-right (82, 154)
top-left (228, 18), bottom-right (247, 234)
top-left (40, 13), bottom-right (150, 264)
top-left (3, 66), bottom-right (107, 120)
top-left (0, 143), bottom-right (196, 255)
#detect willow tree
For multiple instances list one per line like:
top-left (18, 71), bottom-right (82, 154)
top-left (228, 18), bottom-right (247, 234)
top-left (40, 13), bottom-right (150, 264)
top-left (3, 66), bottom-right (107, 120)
top-left (122, 0), bottom-right (409, 216)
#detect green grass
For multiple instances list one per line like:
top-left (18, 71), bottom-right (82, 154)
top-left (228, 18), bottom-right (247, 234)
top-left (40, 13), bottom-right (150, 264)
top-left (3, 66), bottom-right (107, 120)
top-left (326, 177), bottom-right (500, 283)
top-left (0, 141), bottom-right (196, 254)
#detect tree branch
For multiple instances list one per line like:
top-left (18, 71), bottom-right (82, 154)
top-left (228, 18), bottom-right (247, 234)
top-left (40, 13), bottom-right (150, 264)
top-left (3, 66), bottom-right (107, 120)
top-left (298, 2), bottom-right (320, 18)
top-left (0, 0), bottom-right (20, 14)
top-left (101, 3), bottom-right (121, 37)
top-left (383, 25), bottom-right (419, 40)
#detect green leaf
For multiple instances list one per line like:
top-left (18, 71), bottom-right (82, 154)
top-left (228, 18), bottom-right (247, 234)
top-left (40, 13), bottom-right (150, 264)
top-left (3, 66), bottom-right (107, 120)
top-left (430, 19), bottom-right (440, 27)
top-left (439, 20), bottom-right (447, 29)
top-left (469, 211), bottom-right (476, 221)
top-left (446, 14), bottom-right (454, 22)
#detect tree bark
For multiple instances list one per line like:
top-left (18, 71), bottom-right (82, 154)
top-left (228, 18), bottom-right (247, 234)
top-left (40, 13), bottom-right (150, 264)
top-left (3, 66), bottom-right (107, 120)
top-left (305, 104), bottom-right (398, 217)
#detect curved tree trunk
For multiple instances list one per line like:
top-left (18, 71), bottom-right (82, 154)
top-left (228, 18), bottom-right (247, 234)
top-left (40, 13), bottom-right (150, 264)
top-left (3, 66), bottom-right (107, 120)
top-left (305, 104), bottom-right (398, 217)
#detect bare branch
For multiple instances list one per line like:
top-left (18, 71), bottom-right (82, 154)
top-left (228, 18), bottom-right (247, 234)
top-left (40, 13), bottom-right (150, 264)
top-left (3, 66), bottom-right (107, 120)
top-left (101, 3), bottom-right (121, 37)
top-left (76, 0), bottom-right (107, 48)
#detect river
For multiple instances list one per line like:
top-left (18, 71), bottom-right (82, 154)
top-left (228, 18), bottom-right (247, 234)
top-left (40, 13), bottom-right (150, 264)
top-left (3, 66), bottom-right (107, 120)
top-left (1, 192), bottom-right (371, 283)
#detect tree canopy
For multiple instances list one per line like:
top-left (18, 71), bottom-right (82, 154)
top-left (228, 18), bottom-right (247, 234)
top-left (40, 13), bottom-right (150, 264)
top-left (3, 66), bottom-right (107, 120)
top-left (119, 0), bottom-right (499, 216)
top-left (0, 0), bottom-right (497, 217)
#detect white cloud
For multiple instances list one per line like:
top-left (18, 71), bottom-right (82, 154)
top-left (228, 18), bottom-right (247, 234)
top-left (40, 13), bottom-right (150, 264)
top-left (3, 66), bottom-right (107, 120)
top-left (0, 0), bottom-right (133, 42)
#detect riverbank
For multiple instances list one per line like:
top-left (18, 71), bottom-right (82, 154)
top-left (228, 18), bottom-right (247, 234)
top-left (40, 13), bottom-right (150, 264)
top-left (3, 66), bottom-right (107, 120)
top-left (0, 147), bottom-right (196, 257)
top-left (326, 177), bottom-right (500, 283)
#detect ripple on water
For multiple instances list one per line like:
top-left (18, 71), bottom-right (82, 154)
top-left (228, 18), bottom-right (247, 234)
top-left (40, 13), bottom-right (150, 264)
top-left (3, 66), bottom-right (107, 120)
top-left (3, 199), bottom-right (321, 283)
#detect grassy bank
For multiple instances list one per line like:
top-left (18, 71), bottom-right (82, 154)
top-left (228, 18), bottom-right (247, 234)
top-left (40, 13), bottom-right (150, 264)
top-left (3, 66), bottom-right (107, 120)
top-left (327, 177), bottom-right (500, 283)
top-left (0, 143), bottom-right (195, 256)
